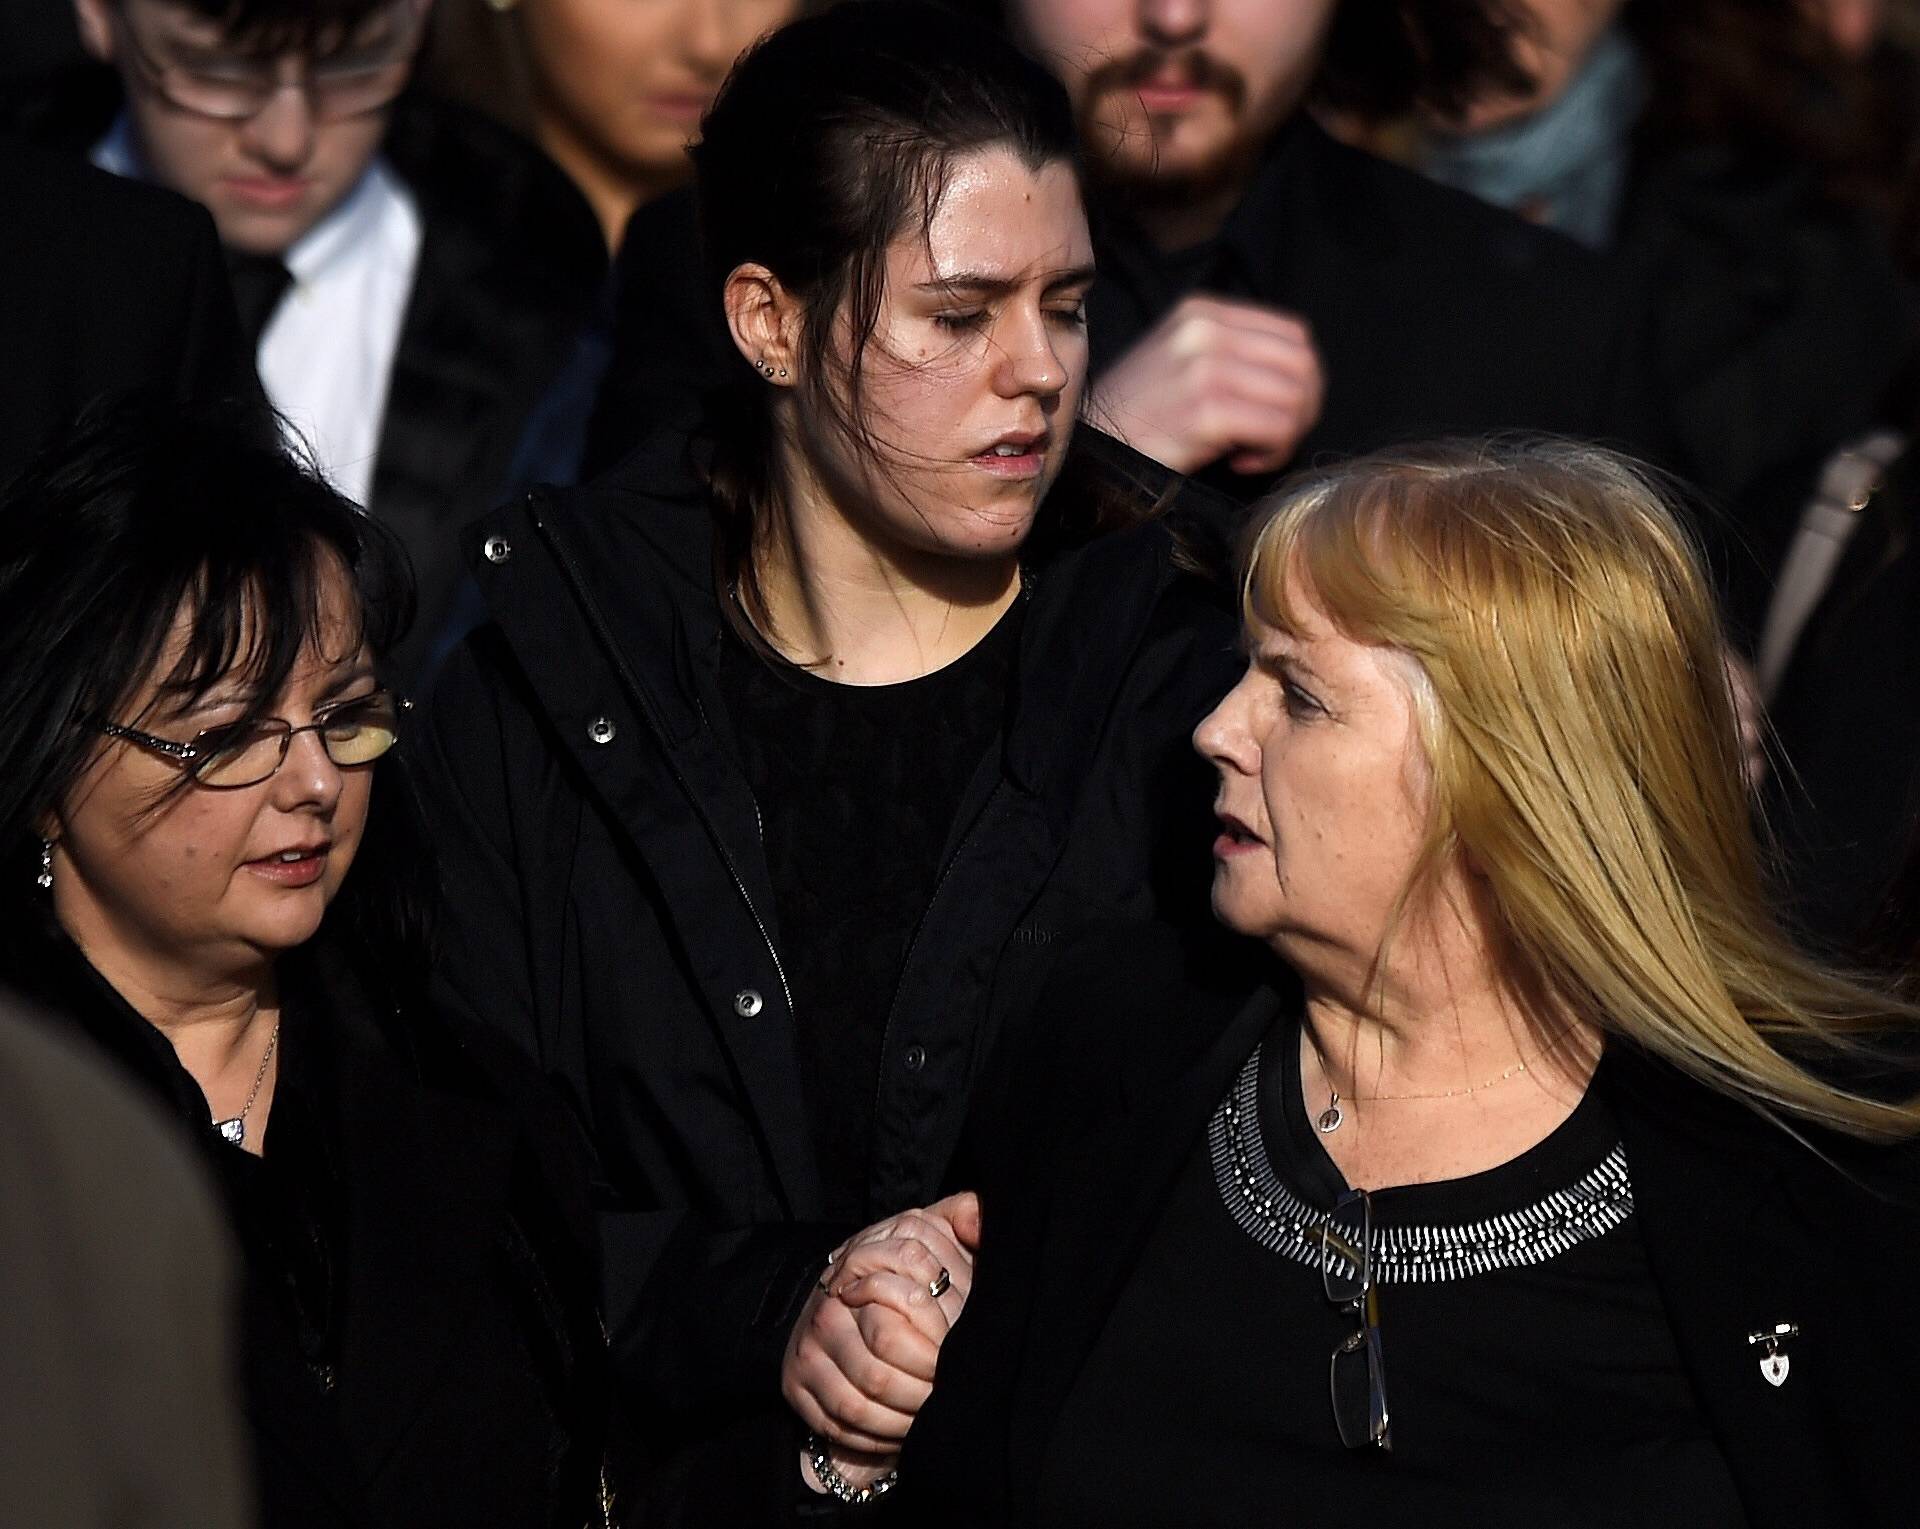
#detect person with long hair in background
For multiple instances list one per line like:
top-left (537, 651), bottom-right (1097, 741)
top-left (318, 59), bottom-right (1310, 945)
top-left (423, 0), bottom-right (804, 251)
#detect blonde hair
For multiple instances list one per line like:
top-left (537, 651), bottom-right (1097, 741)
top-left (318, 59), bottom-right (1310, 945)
top-left (1242, 438), bottom-right (1920, 1142)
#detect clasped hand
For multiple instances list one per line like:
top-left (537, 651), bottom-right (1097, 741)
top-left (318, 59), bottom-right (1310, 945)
top-left (1090, 294), bottom-right (1326, 477)
top-left (783, 1191), bottom-right (981, 1490)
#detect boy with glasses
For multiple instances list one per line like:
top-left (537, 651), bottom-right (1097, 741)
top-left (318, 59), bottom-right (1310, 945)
top-left (64, 0), bottom-right (605, 681)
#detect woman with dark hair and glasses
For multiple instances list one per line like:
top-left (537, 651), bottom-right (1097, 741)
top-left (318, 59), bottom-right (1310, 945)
top-left (0, 396), bottom-right (608, 1529)
top-left (417, 1), bottom-right (1240, 1518)
top-left (897, 440), bottom-right (1920, 1526)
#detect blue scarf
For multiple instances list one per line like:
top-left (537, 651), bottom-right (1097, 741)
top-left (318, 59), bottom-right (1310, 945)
top-left (1421, 28), bottom-right (1648, 251)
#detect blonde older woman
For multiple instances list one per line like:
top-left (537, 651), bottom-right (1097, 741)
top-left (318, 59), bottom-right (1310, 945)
top-left (885, 440), bottom-right (1920, 1527)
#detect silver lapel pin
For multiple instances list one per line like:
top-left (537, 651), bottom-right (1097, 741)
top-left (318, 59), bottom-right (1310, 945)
top-left (1747, 1322), bottom-right (1798, 1387)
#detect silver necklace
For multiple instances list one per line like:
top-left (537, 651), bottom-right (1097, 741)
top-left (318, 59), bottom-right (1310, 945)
top-left (1308, 1025), bottom-right (1575, 1135)
top-left (213, 1019), bottom-right (281, 1148)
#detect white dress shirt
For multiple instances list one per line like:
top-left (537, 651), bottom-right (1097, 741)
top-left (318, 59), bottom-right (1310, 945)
top-left (94, 119), bottom-right (424, 509)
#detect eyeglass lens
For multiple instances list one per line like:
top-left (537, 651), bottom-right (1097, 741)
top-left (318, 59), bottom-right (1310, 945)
top-left (1323, 1190), bottom-right (1391, 1451)
top-left (193, 694), bottom-right (402, 787)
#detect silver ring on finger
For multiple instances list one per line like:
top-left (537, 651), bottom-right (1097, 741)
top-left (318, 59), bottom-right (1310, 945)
top-left (928, 1266), bottom-right (951, 1300)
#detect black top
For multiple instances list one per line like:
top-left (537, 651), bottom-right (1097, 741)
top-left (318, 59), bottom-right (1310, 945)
top-left (902, 931), bottom-right (1920, 1527)
top-left (1035, 1010), bottom-right (1746, 1527)
top-left (215, 993), bottom-right (348, 1396)
top-left (716, 598), bottom-right (1023, 1219)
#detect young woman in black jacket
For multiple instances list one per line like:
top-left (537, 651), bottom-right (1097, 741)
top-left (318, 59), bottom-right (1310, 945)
top-left (416, 3), bottom-right (1241, 1519)
top-left (0, 399), bottom-right (607, 1529)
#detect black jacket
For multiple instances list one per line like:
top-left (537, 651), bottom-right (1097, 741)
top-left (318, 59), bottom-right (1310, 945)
top-left (415, 421), bottom-right (1243, 1521)
top-left (0, 141), bottom-right (254, 488)
top-left (1611, 143), bottom-right (1913, 535)
top-left (0, 920), bottom-right (608, 1529)
top-left (584, 119), bottom-right (1657, 492)
top-left (899, 931), bottom-right (1920, 1527)
top-left (1747, 442), bottom-right (1920, 945)
top-left (1085, 117), bottom-right (1660, 502)
top-left (372, 96), bottom-right (606, 682)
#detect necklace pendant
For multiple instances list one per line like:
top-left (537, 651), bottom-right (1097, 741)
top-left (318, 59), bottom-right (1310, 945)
top-left (215, 1116), bottom-right (245, 1146)
top-left (1316, 1096), bottom-right (1344, 1134)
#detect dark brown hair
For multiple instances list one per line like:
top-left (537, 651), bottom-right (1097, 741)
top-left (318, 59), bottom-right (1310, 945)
top-left (113, 0), bottom-right (403, 54)
top-left (1625, 0), bottom-right (1881, 205)
top-left (1317, 0), bottom-right (1535, 120)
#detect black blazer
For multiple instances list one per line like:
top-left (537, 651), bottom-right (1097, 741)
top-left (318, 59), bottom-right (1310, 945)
top-left (370, 95), bottom-right (607, 682)
top-left (415, 421), bottom-right (1244, 1522)
top-left (4, 74), bottom-right (608, 684)
top-left (0, 141), bottom-right (254, 488)
top-left (1614, 142), bottom-right (1914, 525)
top-left (0, 920), bottom-right (608, 1529)
top-left (899, 930), bottom-right (1920, 1528)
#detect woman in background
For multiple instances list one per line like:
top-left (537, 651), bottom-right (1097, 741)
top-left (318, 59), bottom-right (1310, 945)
top-left (422, 0), bottom-right (803, 248)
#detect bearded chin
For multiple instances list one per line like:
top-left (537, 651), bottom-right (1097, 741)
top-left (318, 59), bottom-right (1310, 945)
top-left (1080, 101), bottom-right (1258, 221)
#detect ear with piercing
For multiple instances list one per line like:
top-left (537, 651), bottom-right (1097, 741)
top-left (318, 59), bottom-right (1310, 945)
top-left (755, 356), bottom-right (790, 382)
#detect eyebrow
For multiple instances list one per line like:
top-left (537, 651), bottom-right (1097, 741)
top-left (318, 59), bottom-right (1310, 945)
top-left (1251, 638), bottom-right (1326, 688)
top-left (914, 265), bottom-right (1097, 298)
top-left (317, 663), bottom-right (378, 699)
top-left (155, 659), bottom-right (377, 724)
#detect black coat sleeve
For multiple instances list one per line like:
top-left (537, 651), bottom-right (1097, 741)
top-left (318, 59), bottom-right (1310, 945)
top-left (417, 629), bottom-right (865, 1523)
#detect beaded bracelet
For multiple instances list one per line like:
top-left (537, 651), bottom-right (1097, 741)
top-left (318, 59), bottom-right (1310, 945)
top-left (805, 1433), bottom-right (899, 1507)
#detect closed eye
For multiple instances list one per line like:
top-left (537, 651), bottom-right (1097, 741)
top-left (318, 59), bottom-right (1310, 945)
top-left (933, 310), bottom-right (987, 332)
top-left (1281, 676), bottom-right (1326, 720)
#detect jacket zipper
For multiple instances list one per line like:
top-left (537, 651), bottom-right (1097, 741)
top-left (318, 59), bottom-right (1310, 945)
top-left (522, 493), bottom-right (796, 1020)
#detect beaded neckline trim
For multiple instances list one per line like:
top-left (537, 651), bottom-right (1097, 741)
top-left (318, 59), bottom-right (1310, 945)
top-left (1208, 1045), bottom-right (1635, 1285)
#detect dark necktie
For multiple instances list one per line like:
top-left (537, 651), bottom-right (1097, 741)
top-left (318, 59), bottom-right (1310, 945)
top-left (224, 250), bottom-right (296, 353)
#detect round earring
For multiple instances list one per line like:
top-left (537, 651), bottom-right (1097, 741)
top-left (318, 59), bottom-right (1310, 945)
top-left (36, 838), bottom-right (53, 892)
